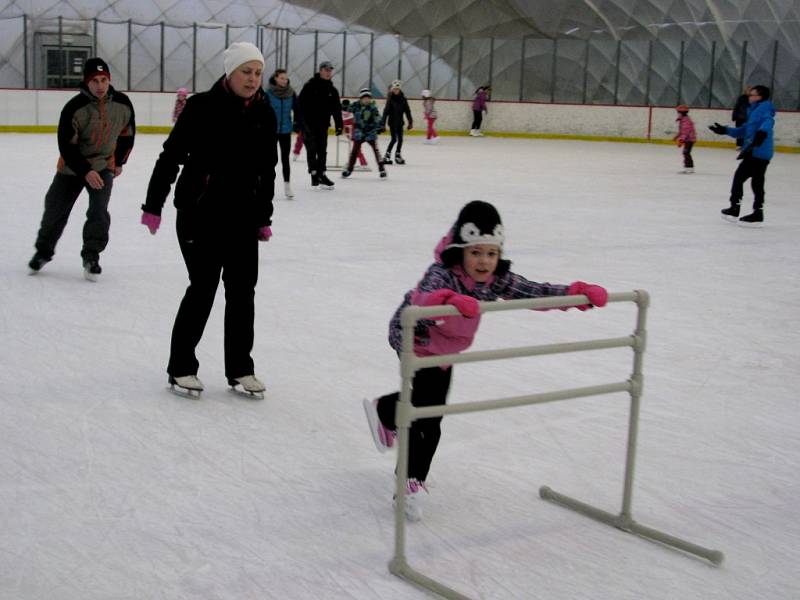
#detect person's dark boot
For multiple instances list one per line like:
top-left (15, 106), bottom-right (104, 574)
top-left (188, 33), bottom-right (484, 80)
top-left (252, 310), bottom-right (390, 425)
top-left (739, 208), bottom-right (764, 227)
top-left (721, 203), bottom-right (740, 223)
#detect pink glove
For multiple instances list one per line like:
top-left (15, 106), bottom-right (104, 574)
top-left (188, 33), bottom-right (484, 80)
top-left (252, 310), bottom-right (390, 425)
top-left (424, 288), bottom-right (480, 318)
top-left (566, 281), bottom-right (608, 311)
top-left (141, 211), bottom-right (161, 235)
top-left (258, 226), bottom-right (272, 242)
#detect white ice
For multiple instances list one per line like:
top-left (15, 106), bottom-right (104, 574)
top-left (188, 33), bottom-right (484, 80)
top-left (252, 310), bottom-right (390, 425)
top-left (1, 132), bottom-right (798, 599)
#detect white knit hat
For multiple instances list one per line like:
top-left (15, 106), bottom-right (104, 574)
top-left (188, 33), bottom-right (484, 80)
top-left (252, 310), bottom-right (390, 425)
top-left (223, 42), bottom-right (264, 77)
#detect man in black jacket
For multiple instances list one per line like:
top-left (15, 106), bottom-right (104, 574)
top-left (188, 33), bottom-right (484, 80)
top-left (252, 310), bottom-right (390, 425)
top-left (298, 61), bottom-right (343, 190)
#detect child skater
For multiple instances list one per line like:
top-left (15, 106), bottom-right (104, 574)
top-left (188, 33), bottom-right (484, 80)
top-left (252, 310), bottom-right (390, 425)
top-left (381, 80), bottom-right (412, 164)
top-left (421, 89), bottom-right (438, 144)
top-left (172, 88), bottom-right (188, 123)
top-left (342, 88), bottom-right (386, 179)
top-left (673, 104), bottom-right (696, 173)
top-left (341, 99), bottom-right (368, 168)
top-left (363, 200), bottom-right (608, 521)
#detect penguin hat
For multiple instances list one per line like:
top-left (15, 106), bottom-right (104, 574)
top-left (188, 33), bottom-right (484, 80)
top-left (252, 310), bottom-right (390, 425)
top-left (440, 200), bottom-right (510, 275)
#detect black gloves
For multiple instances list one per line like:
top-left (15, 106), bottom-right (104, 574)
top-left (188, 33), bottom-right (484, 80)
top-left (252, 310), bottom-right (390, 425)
top-left (334, 127), bottom-right (343, 136)
top-left (709, 122), bottom-right (727, 135)
top-left (753, 130), bottom-right (767, 147)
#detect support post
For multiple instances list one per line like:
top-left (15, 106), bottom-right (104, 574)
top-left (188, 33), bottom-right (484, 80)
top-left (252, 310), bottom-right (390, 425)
top-left (707, 40), bottom-right (716, 108)
top-left (127, 19), bottom-right (132, 90)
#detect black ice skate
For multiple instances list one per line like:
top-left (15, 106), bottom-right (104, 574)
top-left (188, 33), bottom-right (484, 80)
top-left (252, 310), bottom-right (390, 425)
top-left (318, 174), bottom-right (335, 189)
top-left (720, 204), bottom-right (740, 223)
top-left (169, 375), bottom-right (204, 398)
top-left (311, 172), bottom-right (320, 190)
top-left (739, 208), bottom-right (764, 227)
top-left (383, 153), bottom-right (393, 165)
top-left (28, 253), bottom-right (50, 274)
top-left (83, 259), bottom-right (102, 282)
top-left (394, 153), bottom-right (406, 165)
top-left (379, 170), bottom-right (387, 178)
top-left (228, 375), bottom-right (266, 400)
top-left (341, 169), bottom-right (352, 178)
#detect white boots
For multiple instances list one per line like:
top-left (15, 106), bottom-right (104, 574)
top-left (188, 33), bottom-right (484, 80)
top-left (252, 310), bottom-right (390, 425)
top-left (284, 181), bottom-right (294, 199)
top-left (469, 129), bottom-right (483, 137)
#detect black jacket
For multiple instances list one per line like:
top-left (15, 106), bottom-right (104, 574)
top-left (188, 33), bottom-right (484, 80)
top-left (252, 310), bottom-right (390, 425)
top-left (382, 92), bottom-right (412, 128)
top-left (143, 76), bottom-right (277, 228)
top-left (297, 74), bottom-right (343, 132)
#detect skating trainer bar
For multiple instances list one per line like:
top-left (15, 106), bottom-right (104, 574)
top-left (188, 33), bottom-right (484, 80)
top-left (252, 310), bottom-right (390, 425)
top-left (389, 290), bottom-right (724, 600)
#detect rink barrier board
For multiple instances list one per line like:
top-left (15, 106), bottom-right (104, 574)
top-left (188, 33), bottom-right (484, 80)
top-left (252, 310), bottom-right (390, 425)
top-left (389, 290), bottom-right (724, 600)
top-left (1, 124), bottom-right (797, 153)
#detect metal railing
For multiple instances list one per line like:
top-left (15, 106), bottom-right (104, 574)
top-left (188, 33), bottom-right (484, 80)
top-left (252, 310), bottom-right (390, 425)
top-left (389, 290), bottom-right (723, 600)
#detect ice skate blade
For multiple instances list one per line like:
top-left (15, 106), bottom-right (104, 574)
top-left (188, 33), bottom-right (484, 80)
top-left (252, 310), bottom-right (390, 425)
top-left (721, 214), bottom-right (739, 223)
top-left (229, 386), bottom-right (265, 400)
top-left (168, 384), bottom-right (202, 399)
top-left (738, 221), bottom-right (764, 228)
top-left (84, 270), bottom-right (99, 282)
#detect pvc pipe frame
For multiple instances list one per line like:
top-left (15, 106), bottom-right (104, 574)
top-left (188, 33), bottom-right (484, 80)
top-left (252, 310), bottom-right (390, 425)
top-left (389, 290), bottom-right (724, 600)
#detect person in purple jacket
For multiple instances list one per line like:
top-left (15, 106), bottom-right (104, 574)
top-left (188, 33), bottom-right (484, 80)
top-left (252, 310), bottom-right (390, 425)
top-left (362, 200), bottom-right (608, 521)
top-left (469, 85), bottom-right (490, 136)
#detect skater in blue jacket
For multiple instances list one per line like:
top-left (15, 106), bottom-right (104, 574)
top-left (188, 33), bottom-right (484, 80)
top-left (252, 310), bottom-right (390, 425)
top-left (709, 84), bottom-right (775, 226)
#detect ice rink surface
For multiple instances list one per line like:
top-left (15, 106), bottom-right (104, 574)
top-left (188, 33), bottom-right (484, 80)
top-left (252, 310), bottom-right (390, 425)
top-left (1, 132), bottom-right (798, 599)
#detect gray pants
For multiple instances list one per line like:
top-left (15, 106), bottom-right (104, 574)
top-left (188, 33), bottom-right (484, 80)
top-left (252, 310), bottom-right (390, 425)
top-left (34, 170), bottom-right (114, 262)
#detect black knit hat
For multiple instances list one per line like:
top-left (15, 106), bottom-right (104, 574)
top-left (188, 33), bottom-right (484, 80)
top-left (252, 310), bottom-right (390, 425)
top-left (83, 58), bottom-right (110, 83)
top-left (440, 201), bottom-right (510, 274)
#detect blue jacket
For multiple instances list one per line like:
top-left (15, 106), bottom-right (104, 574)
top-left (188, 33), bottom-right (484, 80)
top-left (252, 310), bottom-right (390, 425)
top-left (266, 89), bottom-right (298, 135)
top-left (726, 100), bottom-right (775, 161)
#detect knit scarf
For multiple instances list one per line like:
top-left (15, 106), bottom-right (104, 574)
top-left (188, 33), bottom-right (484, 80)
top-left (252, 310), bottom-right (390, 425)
top-left (268, 82), bottom-right (295, 99)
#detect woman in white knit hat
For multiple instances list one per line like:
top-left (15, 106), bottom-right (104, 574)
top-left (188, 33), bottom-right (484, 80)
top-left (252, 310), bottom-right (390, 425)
top-left (141, 41), bottom-right (278, 398)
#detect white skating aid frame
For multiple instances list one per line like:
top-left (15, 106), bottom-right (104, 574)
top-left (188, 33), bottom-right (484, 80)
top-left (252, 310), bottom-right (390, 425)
top-left (389, 290), bottom-right (724, 600)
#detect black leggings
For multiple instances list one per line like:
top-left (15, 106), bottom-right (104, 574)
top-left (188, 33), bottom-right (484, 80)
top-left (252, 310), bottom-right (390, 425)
top-left (386, 122), bottom-right (404, 155)
top-left (277, 133), bottom-right (291, 182)
top-left (730, 156), bottom-right (769, 209)
top-left (471, 110), bottom-right (483, 130)
top-left (376, 366), bottom-right (452, 482)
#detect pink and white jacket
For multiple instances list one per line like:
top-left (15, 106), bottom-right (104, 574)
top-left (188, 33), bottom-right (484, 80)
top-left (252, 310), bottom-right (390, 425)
top-left (388, 234), bottom-right (569, 357)
top-left (676, 114), bottom-right (696, 143)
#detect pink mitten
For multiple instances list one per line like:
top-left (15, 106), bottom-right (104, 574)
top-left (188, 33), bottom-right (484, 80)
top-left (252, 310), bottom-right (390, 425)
top-left (141, 211), bottom-right (161, 235)
top-left (447, 294), bottom-right (479, 318)
top-left (258, 226), bottom-right (272, 241)
top-left (566, 281), bottom-right (608, 311)
top-left (421, 288), bottom-right (480, 318)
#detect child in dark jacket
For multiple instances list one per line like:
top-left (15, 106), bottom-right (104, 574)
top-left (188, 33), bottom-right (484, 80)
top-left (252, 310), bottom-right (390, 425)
top-left (362, 200), bottom-right (608, 521)
top-left (381, 80), bottom-right (412, 164)
top-left (342, 89), bottom-right (386, 178)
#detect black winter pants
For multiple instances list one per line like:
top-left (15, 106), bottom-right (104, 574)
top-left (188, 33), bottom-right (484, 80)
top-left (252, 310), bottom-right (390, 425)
top-left (34, 170), bottom-right (114, 262)
top-left (168, 209), bottom-right (259, 380)
top-left (471, 110), bottom-right (483, 130)
top-left (730, 156), bottom-right (770, 209)
top-left (385, 122), bottom-right (404, 155)
top-left (682, 141), bottom-right (694, 168)
top-left (376, 366), bottom-right (452, 482)
top-left (303, 127), bottom-right (329, 176)
top-left (347, 139), bottom-right (385, 173)
top-left (276, 133), bottom-right (291, 182)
